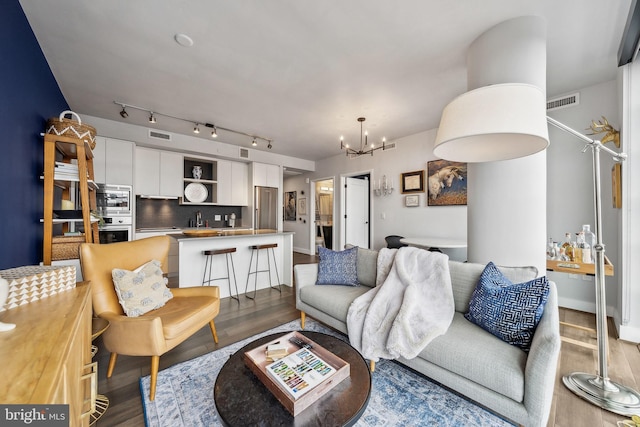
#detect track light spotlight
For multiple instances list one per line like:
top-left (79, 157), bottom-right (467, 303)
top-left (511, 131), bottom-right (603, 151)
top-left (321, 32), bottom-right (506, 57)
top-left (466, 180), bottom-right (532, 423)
top-left (119, 106), bottom-right (129, 118)
top-left (252, 138), bottom-right (257, 146)
top-left (193, 124), bottom-right (200, 134)
top-left (149, 112), bottom-right (156, 124)
top-left (267, 141), bottom-right (272, 149)
top-left (212, 126), bottom-right (217, 138)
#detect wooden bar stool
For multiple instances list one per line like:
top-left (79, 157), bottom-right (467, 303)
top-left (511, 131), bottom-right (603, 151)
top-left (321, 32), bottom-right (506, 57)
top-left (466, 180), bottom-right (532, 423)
top-left (202, 247), bottom-right (239, 302)
top-left (244, 243), bottom-right (281, 300)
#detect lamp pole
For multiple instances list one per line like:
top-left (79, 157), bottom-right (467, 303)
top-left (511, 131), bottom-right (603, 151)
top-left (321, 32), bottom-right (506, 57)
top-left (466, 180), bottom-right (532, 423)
top-left (547, 116), bottom-right (640, 416)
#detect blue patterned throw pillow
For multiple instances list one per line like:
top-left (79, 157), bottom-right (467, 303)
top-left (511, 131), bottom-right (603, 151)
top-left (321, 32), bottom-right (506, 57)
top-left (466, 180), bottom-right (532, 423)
top-left (464, 262), bottom-right (550, 351)
top-left (316, 246), bottom-right (359, 286)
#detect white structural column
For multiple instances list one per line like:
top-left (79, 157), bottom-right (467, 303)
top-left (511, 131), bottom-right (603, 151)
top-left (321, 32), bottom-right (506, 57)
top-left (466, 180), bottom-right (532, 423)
top-left (465, 16), bottom-right (548, 274)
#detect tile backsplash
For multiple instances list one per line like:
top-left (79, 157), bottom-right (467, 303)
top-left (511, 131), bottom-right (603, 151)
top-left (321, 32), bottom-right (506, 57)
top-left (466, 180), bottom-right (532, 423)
top-left (136, 197), bottom-right (243, 229)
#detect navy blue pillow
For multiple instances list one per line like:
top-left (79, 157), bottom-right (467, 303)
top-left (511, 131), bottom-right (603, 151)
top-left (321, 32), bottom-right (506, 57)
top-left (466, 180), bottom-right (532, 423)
top-left (464, 262), bottom-right (550, 351)
top-left (316, 246), bottom-right (359, 286)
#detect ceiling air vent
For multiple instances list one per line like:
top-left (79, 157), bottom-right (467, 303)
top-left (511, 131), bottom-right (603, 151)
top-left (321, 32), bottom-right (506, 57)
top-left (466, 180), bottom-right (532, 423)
top-left (148, 129), bottom-right (172, 141)
top-left (239, 148), bottom-right (250, 159)
top-left (547, 93), bottom-right (580, 111)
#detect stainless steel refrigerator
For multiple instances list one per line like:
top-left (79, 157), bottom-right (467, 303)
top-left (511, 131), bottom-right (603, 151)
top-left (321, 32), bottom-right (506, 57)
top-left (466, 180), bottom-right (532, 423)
top-left (255, 186), bottom-right (278, 230)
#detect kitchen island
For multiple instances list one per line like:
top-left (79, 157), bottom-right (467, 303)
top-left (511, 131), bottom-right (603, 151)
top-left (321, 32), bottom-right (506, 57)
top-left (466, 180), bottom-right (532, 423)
top-left (173, 229), bottom-right (294, 299)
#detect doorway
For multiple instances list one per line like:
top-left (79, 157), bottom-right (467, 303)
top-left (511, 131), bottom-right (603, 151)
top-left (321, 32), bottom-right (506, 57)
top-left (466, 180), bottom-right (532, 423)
top-left (341, 173), bottom-right (371, 249)
top-left (313, 178), bottom-right (334, 252)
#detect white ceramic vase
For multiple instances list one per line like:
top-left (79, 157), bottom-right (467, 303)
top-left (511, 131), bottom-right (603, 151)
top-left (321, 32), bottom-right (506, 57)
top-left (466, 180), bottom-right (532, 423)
top-left (0, 278), bottom-right (16, 332)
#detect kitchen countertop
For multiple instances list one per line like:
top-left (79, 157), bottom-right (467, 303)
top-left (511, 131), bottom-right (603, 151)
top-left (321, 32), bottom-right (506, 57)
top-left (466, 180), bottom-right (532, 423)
top-left (136, 226), bottom-right (251, 233)
top-left (171, 229), bottom-right (293, 240)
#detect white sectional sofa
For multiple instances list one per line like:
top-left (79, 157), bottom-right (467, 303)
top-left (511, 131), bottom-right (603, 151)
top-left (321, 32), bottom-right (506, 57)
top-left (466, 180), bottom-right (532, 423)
top-left (294, 247), bottom-right (561, 427)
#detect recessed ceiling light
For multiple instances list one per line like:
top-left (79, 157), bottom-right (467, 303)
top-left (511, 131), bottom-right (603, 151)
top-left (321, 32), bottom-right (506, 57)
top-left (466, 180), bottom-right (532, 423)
top-left (174, 33), bottom-right (194, 47)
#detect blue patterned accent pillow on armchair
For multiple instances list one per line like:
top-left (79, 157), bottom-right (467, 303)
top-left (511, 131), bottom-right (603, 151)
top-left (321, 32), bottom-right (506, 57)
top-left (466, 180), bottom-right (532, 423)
top-left (464, 262), bottom-right (550, 351)
top-left (316, 246), bottom-right (359, 286)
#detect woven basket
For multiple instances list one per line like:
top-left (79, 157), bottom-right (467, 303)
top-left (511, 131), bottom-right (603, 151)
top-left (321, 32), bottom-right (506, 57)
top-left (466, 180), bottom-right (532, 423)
top-left (52, 235), bottom-right (86, 261)
top-left (46, 110), bottom-right (97, 149)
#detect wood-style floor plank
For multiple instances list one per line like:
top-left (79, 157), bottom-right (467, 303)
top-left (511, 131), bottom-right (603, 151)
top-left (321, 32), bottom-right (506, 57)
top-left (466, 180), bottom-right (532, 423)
top-left (93, 252), bottom-right (640, 426)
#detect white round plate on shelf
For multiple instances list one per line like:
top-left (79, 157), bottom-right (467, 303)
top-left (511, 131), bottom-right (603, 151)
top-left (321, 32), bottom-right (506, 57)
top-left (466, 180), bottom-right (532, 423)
top-left (184, 183), bottom-right (208, 203)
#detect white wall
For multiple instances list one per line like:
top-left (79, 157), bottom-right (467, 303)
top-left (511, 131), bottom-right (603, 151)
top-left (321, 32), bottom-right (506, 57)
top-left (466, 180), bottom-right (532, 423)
top-left (546, 80), bottom-right (620, 318)
top-left (285, 129), bottom-right (468, 261)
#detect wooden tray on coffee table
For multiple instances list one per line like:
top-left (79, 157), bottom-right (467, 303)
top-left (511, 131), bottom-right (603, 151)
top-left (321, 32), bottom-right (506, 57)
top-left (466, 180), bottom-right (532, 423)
top-left (243, 331), bottom-right (350, 416)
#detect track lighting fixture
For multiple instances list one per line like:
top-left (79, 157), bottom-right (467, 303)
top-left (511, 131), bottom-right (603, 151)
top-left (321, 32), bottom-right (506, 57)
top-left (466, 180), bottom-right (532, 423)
top-left (114, 101), bottom-right (273, 149)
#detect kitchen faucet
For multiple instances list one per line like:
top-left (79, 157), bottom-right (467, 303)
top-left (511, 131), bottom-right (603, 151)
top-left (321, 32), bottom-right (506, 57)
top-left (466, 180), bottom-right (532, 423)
top-left (196, 211), bottom-right (203, 228)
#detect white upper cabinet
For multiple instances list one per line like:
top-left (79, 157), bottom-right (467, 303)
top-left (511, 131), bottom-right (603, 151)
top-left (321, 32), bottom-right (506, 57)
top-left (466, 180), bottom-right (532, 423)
top-left (231, 161), bottom-right (249, 205)
top-left (217, 160), bottom-right (249, 206)
top-left (93, 137), bottom-right (134, 185)
top-left (135, 147), bottom-right (183, 197)
top-left (159, 151), bottom-right (184, 197)
top-left (253, 162), bottom-right (280, 188)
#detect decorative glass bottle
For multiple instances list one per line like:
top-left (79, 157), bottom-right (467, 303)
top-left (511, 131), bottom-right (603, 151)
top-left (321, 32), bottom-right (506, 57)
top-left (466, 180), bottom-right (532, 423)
top-left (561, 233), bottom-right (574, 261)
top-left (582, 225), bottom-right (596, 257)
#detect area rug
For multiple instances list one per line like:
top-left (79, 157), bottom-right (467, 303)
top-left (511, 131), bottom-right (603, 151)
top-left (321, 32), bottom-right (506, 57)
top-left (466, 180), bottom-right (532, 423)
top-left (140, 319), bottom-right (514, 426)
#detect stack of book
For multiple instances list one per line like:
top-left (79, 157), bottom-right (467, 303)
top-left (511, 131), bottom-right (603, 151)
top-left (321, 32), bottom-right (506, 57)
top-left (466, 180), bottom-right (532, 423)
top-left (53, 162), bottom-right (80, 180)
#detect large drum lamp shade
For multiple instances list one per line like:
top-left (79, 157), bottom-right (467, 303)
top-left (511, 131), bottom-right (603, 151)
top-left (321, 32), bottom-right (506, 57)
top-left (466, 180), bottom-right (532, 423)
top-left (433, 83), bottom-right (550, 162)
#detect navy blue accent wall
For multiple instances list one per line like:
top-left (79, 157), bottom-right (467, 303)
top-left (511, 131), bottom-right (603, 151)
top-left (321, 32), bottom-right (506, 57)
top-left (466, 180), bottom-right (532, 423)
top-left (0, 1), bottom-right (69, 269)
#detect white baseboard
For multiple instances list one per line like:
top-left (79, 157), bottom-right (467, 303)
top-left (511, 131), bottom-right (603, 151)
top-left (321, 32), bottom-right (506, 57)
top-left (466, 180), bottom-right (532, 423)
top-left (293, 246), bottom-right (314, 255)
top-left (557, 297), bottom-right (618, 320)
top-left (617, 324), bottom-right (640, 343)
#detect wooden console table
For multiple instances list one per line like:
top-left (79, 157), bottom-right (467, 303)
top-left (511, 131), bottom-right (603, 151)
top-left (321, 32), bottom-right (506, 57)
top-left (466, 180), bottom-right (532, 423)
top-left (0, 283), bottom-right (94, 426)
top-left (546, 257), bottom-right (614, 357)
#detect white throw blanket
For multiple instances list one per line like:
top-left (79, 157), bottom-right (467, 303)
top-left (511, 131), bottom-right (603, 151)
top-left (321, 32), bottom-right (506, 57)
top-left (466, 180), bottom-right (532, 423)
top-left (347, 246), bottom-right (454, 361)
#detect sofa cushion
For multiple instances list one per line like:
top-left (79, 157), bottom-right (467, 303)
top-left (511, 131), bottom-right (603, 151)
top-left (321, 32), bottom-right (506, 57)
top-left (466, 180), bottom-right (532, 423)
top-left (112, 259), bottom-right (173, 317)
top-left (464, 262), bottom-right (550, 350)
top-left (316, 246), bottom-right (359, 286)
top-left (449, 260), bottom-right (538, 313)
top-left (418, 312), bottom-right (527, 402)
top-left (300, 284), bottom-right (371, 321)
top-left (345, 245), bottom-right (379, 288)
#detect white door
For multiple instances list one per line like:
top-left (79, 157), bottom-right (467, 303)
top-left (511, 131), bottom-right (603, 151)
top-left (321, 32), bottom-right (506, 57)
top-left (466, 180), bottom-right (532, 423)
top-left (345, 177), bottom-right (370, 248)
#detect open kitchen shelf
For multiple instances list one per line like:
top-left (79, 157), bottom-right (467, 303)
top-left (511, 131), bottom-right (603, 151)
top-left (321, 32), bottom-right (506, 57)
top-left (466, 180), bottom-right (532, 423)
top-left (42, 133), bottom-right (99, 265)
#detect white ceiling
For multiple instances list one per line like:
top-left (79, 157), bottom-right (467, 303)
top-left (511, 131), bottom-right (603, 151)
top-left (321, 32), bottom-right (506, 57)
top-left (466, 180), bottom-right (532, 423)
top-left (20, 0), bottom-right (632, 162)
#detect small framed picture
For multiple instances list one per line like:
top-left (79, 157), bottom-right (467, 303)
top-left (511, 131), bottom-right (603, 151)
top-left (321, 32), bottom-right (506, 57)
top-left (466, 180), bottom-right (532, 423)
top-left (405, 195), bottom-right (419, 207)
top-left (284, 191), bottom-right (296, 221)
top-left (612, 163), bottom-right (621, 208)
top-left (298, 197), bottom-right (307, 215)
top-left (401, 170), bottom-right (424, 194)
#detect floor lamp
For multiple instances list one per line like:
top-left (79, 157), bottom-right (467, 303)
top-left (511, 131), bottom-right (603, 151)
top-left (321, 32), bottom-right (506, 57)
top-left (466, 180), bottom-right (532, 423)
top-left (434, 83), bottom-right (640, 416)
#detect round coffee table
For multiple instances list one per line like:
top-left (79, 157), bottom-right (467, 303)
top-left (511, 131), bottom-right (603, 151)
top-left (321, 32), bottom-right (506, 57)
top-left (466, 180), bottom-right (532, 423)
top-left (214, 331), bottom-right (371, 426)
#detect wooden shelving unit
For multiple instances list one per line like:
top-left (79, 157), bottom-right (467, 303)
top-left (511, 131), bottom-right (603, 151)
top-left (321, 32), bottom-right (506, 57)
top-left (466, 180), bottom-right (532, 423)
top-left (546, 256), bottom-right (614, 276)
top-left (42, 134), bottom-right (99, 265)
top-left (546, 256), bottom-right (614, 359)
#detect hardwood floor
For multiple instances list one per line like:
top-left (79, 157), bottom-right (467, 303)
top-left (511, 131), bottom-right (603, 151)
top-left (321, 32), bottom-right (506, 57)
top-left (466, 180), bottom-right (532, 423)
top-left (94, 252), bottom-right (640, 426)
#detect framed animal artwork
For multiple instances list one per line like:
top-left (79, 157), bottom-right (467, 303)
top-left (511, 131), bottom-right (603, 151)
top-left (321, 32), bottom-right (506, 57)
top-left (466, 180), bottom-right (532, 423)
top-left (427, 160), bottom-right (467, 206)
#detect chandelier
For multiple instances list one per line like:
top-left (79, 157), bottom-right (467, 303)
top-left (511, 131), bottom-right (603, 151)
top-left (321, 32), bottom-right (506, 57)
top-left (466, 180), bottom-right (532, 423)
top-left (340, 117), bottom-right (387, 157)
